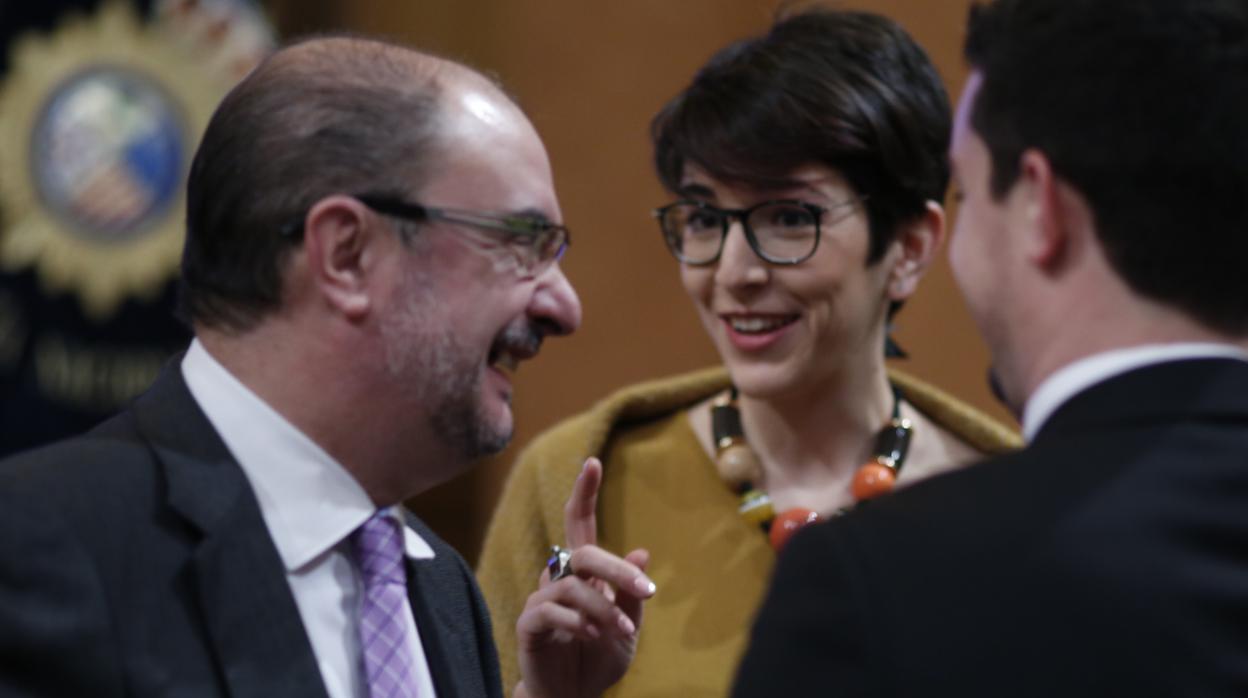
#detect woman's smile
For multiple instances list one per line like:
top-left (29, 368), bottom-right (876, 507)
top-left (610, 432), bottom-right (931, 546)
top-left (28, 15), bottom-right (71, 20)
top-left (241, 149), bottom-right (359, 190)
top-left (720, 313), bottom-right (801, 352)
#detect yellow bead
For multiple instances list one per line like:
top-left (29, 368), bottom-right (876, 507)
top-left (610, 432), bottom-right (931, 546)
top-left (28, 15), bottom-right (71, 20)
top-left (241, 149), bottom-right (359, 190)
top-left (738, 489), bottom-right (775, 527)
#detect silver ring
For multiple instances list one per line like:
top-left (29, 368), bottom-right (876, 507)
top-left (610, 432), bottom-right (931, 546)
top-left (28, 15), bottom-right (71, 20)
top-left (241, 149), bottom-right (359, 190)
top-left (547, 545), bottom-right (574, 582)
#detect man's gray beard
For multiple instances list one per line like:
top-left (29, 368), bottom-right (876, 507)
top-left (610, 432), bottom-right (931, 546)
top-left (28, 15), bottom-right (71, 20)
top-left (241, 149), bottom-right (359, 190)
top-left (430, 371), bottom-right (511, 462)
top-left (382, 294), bottom-right (511, 464)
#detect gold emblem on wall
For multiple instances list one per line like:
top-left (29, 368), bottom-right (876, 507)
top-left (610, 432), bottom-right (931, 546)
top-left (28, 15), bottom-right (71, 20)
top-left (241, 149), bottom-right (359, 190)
top-left (0, 0), bottom-right (271, 321)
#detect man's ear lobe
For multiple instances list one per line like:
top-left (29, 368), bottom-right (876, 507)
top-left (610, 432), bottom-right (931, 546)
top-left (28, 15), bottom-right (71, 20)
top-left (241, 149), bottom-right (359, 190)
top-left (1018, 149), bottom-right (1068, 269)
top-left (887, 200), bottom-right (945, 301)
top-left (303, 195), bottom-right (375, 319)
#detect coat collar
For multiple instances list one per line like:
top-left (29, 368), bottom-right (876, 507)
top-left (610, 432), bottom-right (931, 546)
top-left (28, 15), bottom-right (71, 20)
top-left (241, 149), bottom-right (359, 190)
top-left (132, 362), bottom-right (330, 698)
top-left (406, 556), bottom-right (463, 698)
top-left (1034, 358), bottom-right (1248, 444)
top-left (402, 511), bottom-right (501, 698)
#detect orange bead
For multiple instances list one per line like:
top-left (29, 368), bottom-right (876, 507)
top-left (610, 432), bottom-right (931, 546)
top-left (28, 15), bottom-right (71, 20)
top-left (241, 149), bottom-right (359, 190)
top-left (851, 462), bottom-right (897, 500)
top-left (769, 507), bottom-right (820, 551)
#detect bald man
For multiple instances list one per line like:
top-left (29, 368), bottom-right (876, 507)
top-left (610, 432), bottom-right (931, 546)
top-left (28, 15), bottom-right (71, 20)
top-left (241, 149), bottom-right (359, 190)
top-left (0, 37), bottom-right (652, 697)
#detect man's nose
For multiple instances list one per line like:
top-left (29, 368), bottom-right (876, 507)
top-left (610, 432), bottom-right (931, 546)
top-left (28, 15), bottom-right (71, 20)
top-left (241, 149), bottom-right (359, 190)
top-left (529, 262), bottom-right (582, 336)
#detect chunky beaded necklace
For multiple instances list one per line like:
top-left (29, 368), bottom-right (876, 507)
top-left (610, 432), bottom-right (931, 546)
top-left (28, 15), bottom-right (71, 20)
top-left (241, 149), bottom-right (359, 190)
top-left (711, 385), bottom-right (913, 551)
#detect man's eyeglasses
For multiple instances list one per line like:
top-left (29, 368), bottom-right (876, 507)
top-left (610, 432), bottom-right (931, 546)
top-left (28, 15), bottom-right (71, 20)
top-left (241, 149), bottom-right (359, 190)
top-left (283, 195), bottom-right (570, 274)
top-left (652, 197), bottom-right (863, 266)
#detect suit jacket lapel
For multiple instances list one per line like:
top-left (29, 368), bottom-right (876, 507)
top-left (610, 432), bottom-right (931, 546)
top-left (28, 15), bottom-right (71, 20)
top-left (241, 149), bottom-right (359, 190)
top-left (134, 363), bottom-right (330, 698)
top-left (1036, 358), bottom-right (1248, 443)
top-left (406, 556), bottom-right (468, 698)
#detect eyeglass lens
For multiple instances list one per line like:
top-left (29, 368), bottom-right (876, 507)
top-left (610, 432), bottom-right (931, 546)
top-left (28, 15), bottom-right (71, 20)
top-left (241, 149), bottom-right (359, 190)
top-left (538, 228), bottom-right (568, 265)
top-left (660, 202), bottom-right (819, 264)
top-left (428, 208), bottom-right (569, 272)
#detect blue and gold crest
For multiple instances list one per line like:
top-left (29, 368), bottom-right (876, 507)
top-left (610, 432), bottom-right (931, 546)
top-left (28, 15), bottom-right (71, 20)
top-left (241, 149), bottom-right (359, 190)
top-left (0, 0), bottom-right (271, 320)
top-left (0, 0), bottom-right (273, 454)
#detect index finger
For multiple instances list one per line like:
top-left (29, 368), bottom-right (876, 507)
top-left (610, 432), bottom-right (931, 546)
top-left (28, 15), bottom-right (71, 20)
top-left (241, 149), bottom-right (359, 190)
top-left (564, 457), bottom-right (601, 549)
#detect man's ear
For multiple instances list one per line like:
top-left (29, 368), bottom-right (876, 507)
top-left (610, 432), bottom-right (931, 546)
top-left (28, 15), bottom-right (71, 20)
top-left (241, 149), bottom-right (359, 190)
top-left (887, 200), bottom-right (945, 301)
top-left (1016, 149), bottom-right (1070, 270)
top-left (302, 195), bottom-right (379, 320)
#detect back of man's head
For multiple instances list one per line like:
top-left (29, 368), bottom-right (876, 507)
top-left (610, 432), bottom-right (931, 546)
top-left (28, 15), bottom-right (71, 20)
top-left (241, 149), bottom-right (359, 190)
top-left (180, 37), bottom-right (448, 333)
top-left (964, 0), bottom-right (1248, 335)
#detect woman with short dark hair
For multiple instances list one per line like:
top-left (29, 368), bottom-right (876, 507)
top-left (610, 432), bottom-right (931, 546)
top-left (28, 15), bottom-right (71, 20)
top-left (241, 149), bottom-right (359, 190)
top-left (480, 8), bottom-right (1019, 696)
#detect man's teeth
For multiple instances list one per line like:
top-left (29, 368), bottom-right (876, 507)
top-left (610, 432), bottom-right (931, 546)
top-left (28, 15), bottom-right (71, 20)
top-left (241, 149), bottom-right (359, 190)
top-left (729, 316), bottom-right (793, 334)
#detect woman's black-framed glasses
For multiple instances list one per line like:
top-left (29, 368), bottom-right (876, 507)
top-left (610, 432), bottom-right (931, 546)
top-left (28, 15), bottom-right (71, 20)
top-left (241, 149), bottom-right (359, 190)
top-left (283, 194), bottom-right (570, 274)
top-left (652, 198), bottom-right (862, 266)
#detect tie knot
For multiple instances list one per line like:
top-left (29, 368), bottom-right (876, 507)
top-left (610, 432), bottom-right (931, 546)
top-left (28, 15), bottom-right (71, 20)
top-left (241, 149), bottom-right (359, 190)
top-left (350, 512), bottom-right (406, 586)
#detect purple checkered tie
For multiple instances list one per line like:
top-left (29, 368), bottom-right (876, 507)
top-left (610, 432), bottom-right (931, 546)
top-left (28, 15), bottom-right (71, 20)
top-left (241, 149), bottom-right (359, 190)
top-left (350, 512), bottom-right (419, 698)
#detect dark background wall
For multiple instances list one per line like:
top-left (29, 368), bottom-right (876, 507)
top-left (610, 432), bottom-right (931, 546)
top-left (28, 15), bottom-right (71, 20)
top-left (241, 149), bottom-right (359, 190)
top-left (273, 0), bottom-right (1000, 563)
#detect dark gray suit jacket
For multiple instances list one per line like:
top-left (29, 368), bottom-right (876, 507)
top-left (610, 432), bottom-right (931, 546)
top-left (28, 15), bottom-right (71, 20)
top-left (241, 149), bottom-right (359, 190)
top-left (734, 358), bottom-right (1248, 697)
top-left (0, 363), bottom-right (502, 698)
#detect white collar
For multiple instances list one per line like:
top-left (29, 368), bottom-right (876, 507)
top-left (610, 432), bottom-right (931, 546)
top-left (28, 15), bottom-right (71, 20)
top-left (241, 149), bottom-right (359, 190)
top-left (1021, 342), bottom-right (1248, 443)
top-left (181, 339), bottom-right (434, 570)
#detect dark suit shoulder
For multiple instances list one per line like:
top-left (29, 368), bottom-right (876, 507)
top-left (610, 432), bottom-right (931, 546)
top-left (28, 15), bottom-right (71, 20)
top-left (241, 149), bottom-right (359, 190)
top-left (800, 448), bottom-right (1044, 570)
top-left (0, 455), bottom-right (127, 697)
top-left (734, 514), bottom-right (883, 697)
top-left (738, 449), bottom-right (1065, 697)
top-left (0, 408), bottom-right (168, 529)
top-left (0, 404), bottom-right (199, 621)
top-left (753, 402), bottom-right (1248, 696)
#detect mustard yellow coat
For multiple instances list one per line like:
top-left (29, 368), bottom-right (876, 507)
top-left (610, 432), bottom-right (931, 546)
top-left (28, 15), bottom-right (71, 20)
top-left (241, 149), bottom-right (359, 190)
top-left (477, 366), bottom-right (1020, 697)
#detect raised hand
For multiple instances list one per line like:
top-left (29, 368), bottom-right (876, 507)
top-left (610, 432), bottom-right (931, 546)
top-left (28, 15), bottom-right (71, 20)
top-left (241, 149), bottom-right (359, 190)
top-left (513, 457), bottom-right (655, 698)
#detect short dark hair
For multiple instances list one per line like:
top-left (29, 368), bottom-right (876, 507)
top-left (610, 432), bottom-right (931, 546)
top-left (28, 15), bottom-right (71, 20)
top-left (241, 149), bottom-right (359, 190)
top-left (965, 0), bottom-right (1248, 335)
top-left (651, 8), bottom-right (951, 264)
top-left (180, 37), bottom-right (444, 332)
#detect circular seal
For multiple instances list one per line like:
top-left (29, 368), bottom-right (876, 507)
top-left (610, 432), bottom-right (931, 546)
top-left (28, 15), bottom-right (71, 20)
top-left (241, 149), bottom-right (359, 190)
top-left (30, 65), bottom-right (186, 243)
top-left (0, 0), bottom-right (273, 321)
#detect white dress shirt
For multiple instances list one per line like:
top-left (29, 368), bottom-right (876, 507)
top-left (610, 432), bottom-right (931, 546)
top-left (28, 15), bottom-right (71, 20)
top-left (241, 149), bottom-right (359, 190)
top-left (182, 340), bottom-right (439, 698)
top-left (1021, 342), bottom-right (1248, 442)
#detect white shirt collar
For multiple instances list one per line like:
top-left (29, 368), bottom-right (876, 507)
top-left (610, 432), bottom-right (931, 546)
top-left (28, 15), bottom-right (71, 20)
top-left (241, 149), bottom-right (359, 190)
top-left (181, 339), bottom-right (434, 570)
top-left (1021, 342), bottom-right (1248, 443)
